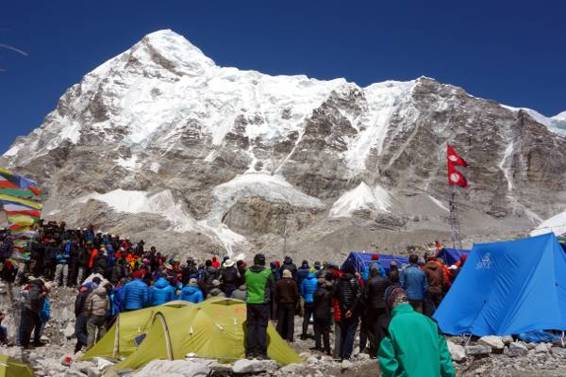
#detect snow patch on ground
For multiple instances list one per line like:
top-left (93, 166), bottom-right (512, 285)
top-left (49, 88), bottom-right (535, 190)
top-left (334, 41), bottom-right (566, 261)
top-left (531, 211), bottom-right (566, 236)
top-left (329, 182), bottom-right (391, 218)
top-left (201, 173), bottom-right (323, 253)
top-left (77, 189), bottom-right (197, 232)
top-left (116, 155), bottom-right (140, 170)
top-left (428, 195), bottom-right (449, 212)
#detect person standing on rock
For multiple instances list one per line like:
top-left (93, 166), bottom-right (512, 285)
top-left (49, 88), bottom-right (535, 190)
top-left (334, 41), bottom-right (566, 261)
top-left (85, 283), bottom-right (110, 348)
top-left (244, 253), bottom-right (274, 359)
top-left (313, 278), bottom-right (333, 355)
top-left (378, 287), bottom-right (455, 377)
top-left (300, 269), bottom-right (318, 340)
top-left (333, 266), bottom-right (361, 360)
top-left (364, 266), bottom-right (391, 357)
top-left (274, 269), bottom-right (299, 342)
top-left (400, 255), bottom-right (427, 313)
top-left (18, 278), bottom-right (45, 349)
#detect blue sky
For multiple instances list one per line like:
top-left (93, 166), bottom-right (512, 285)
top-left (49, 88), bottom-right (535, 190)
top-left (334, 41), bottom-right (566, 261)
top-left (1, 0), bottom-right (565, 153)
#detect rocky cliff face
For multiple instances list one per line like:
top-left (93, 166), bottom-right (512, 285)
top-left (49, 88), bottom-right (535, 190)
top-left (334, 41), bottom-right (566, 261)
top-left (3, 29), bottom-right (566, 260)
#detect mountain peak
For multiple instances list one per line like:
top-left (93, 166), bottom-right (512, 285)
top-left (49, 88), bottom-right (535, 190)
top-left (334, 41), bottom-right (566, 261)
top-left (129, 29), bottom-right (216, 76)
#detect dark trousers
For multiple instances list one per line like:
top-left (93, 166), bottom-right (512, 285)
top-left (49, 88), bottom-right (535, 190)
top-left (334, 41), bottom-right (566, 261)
top-left (302, 302), bottom-right (314, 336)
top-left (359, 313), bottom-right (369, 352)
top-left (339, 317), bottom-right (358, 360)
top-left (314, 318), bottom-right (331, 353)
top-left (19, 308), bottom-right (41, 347)
top-left (276, 303), bottom-right (295, 342)
top-left (368, 307), bottom-right (388, 356)
top-left (246, 303), bottom-right (270, 358)
top-left (75, 313), bottom-right (88, 351)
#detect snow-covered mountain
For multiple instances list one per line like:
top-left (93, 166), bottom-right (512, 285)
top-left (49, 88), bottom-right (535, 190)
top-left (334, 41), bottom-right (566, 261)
top-left (4, 29), bottom-right (566, 259)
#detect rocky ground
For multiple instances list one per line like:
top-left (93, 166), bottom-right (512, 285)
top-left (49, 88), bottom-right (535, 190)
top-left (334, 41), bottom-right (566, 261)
top-left (1, 285), bottom-right (566, 376)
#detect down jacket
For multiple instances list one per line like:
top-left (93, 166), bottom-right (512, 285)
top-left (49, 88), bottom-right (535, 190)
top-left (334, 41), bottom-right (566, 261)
top-left (179, 285), bottom-right (204, 303)
top-left (300, 272), bottom-right (318, 304)
top-left (119, 279), bottom-right (149, 311)
top-left (85, 286), bottom-right (109, 317)
top-left (150, 277), bottom-right (176, 306)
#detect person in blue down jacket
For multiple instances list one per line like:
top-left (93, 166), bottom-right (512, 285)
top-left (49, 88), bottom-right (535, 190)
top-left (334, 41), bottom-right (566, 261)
top-left (400, 254), bottom-right (428, 313)
top-left (179, 278), bottom-right (204, 303)
top-left (150, 276), bottom-right (176, 306)
top-left (300, 270), bottom-right (318, 339)
top-left (119, 271), bottom-right (149, 311)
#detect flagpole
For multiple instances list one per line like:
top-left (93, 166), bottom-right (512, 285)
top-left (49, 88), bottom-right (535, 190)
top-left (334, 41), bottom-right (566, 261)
top-left (448, 185), bottom-right (463, 250)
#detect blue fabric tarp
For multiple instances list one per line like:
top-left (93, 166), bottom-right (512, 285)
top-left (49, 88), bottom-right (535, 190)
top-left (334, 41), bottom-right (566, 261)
top-left (434, 233), bottom-right (566, 336)
top-left (341, 252), bottom-right (409, 275)
top-left (436, 248), bottom-right (470, 266)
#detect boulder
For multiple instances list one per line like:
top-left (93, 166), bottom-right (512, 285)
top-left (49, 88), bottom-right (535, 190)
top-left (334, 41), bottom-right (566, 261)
top-left (465, 344), bottom-right (491, 356)
top-left (447, 341), bottom-right (466, 362)
top-left (507, 341), bottom-right (529, 357)
top-left (340, 359), bottom-right (353, 370)
top-left (479, 336), bottom-right (505, 350)
top-left (64, 323), bottom-right (75, 339)
top-left (279, 363), bottom-right (303, 375)
top-left (135, 359), bottom-right (211, 377)
top-left (535, 343), bottom-right (551, 353)
top-left (501, 336), bottom-right (514, 345)
top-left (231, 359), bottom-right (278, 374)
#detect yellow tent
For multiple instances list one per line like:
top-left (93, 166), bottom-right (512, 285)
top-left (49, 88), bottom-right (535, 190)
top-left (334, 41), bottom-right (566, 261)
top-left (85, 298), bottom-right (301, 370)
top-left (83, 300), bottom-right (190, 360)
top-left (0, 354), bottom-right (34, 377)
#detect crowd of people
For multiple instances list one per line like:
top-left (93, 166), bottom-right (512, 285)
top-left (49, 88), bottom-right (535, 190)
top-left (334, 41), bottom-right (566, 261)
top-left (0, 220), bottom-right (461, 376)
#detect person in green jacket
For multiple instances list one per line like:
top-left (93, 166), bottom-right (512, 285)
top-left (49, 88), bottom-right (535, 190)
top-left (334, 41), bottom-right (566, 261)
top-left (244, 253), bottom-right (274, 359)
top-left (378, 287), bottom-right (456, 377)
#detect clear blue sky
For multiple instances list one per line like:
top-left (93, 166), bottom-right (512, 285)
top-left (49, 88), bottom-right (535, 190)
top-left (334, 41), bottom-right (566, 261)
top-left (1, 0), bottom-right (565, 153)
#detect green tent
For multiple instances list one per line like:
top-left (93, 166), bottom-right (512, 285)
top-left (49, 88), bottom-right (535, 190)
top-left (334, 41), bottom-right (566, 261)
top-left (83, 300), bottom-right (191, 360)
top-left (85, 298), bottom-right (301, 370)
top-left (0, 354), bottom-right (34, 377)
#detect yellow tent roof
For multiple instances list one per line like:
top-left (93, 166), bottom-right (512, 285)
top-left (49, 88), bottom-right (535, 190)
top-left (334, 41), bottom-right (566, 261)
top-left (0, 354), bottom-right (34, 377)
top-left (82, 301), bottom-right (191, 360)
top-left (84, 298), bottom-right (301, 370)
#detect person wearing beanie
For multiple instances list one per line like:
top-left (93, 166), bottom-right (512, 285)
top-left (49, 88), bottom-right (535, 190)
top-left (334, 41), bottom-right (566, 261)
top-left (274, 269), bottom-right (299, 342)
top-left (244, 253), bottom-right (274, 359)
top-left (378, 288), bottom-right (455, 377)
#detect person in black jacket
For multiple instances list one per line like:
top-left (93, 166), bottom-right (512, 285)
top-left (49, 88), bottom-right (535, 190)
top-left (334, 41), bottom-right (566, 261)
top-left (313, 278), bottom-right (333, 355)
top-left (18, 279), bottom-right (45, 348)
top-left (67, 240), bottom-right (81, 287)
top-left (274, 269), bottom-right (299, 342)
top-left (333, 268), bottom-right (361, 360)
top-left (365, 267), bottom-right (391, 357)
top-left (220, 259), bottom-right (240, 297)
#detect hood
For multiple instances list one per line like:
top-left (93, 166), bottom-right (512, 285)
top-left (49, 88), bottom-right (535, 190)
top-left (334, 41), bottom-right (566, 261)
top-left (155, 277), bottom-right (170, 289)
top-left (249, 265), bottom-right (266, 273)
top-left (425, 261), bottom-right (439, 270)
top-left (284, 256), bottom-right (293, 265)
top-left (94, 286), bottom-right (107, 296)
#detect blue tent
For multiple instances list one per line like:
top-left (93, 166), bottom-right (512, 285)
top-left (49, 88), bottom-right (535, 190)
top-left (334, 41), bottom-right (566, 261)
top-left (341, 252), bottom-right (409, 276)
top-left (434, 233), bottom-right (566, 336)
top-left (436, 248), bottom-right (470, 266)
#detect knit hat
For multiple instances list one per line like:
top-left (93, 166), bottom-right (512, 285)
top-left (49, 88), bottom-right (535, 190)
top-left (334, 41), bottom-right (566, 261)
top-left (282, 269), bottom-right (292, 279)
top-left (132, 270), bottom-right (144, 279)
top-left (385, 286), bottom-right (408, 309)
top-left (371, 254), bottom-right (380, 260)
top-left (254, 253), bottom-right (266, 266)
